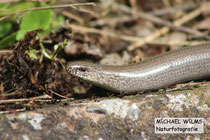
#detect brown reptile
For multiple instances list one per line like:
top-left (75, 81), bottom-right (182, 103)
top-left (66, 44), bottom-right (210, 93)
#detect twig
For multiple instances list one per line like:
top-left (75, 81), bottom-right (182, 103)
top-left (0, 3), bottom-right (96, 17)
top-left (0, 89), bottom-right (22, 97)
top-left (0, 15), bottom-right (10, 22)
top-left (0, 50), bottom-right (13, 54)
top-left (61, 11), bottom-right (84, 25)
top-left (128, 2), bottom-right (210, 51)
top-left (51, 91), bottom-right (68, 99)
top-left (105, 2), bottom-right (209, 47)
top-left (0, 94), bottom-right (52, 104)
top-left (135, 11), bottom-right (210, 39)
top-left (0, 108), bottom-right (26, 114)
top-left (94, 11), bottom-right (209, 40)
top-left (68, 24), bottom-right (210, 46)
top-left (162, 0), bottom-right (171, 8)
top-left (149, 3), bottom-right (200, 16)
top-left (166, 81), bottom-right (210, 92)
top-left (0, 0), bottom-right (44, 4)
top-left (148, 40), bottom-right (210, 46)
top-left (114, 1), bottom-right (199, 16)
top-left (19, 3), bottom-right (95, 13)
top-left (129, 0), bottom-right (138, 19)
top-left (68, 24), bottom-right (140, 42)
top-left (90, 16), bottom-right (131, 27)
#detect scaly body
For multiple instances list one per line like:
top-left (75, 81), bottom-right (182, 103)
top-left (66, 44), bottom-right (210, 93)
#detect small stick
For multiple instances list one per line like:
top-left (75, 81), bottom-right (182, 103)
top-left (135, 11), bottom-right (210, 39)
top-left (128, 2), bottom-right (210, 51)
top-left (0, 108), bottom-right (26, 114)
top-left (68, 24), bottom-right (210, 46)
top-left (0, 50), bottom-right (13, 54)
top-left (20, 3), bottom-right (95, 13)
top-left (149, 3), bottom-right (200, 16)
top-left (0, 94), bottom-right (52, 104)
top-left (0, 3), bottom-right (96, 18)
top-left (61, 11), bottom-right (84, 25)
top-left (0, 0), bottom-right (43, 4)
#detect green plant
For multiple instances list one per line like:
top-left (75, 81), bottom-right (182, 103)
top-left (0, 1), bottom-right (64, 49)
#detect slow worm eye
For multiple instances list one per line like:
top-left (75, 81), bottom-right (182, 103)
top-left (78, 67), bottom-right (87, 72)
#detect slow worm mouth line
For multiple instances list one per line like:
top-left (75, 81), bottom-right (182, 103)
top-left (66, 44), bottom-right (210, 93)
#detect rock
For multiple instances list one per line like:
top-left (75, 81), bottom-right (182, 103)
top-left (0, 84), bottom-right (209, 139)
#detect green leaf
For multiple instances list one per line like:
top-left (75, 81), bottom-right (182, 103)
top-left (16, 9), bottom-right (53, 40)
top-left (25, 49), bottom-right (40, 60)
top-left (0, 32), bottom-right (17, 49)
top-left (0, 3), bottom-right (9, 9)
top-left (0, 2), bottom-right (36, 16)
top-left (52, 15), bottom-right (65, 30)
top-left (40, 43), bottom-right (51, 59)
top-left (0, 21), bottom-right (12, 38)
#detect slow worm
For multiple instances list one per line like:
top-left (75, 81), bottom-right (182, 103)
top-left (66, 44), bottom-right (210, 93)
